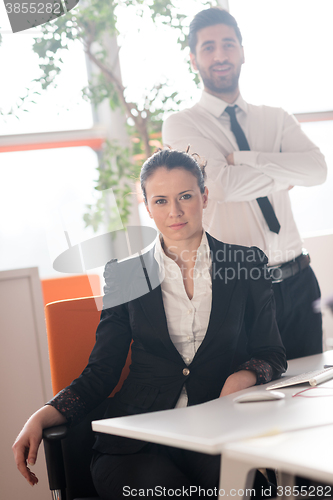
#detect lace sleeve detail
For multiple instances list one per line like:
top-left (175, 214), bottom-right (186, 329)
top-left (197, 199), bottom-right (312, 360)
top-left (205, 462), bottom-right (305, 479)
top-left (45, 387), bottom-right (87, 426)
top-left (235, 359), bottom-right (273, 385)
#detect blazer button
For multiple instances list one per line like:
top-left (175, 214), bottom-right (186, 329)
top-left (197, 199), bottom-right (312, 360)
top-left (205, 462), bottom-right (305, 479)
top-left (183, 368), bottom-right (190, 376)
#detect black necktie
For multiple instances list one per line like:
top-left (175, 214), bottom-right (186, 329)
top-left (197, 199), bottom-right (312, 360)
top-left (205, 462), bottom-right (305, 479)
top-left (225, 106), bottom-right (281, 234)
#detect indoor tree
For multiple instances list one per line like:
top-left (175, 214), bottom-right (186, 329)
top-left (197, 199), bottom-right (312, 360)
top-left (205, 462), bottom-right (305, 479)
top-left (31, 0), bottom-right (215, 229)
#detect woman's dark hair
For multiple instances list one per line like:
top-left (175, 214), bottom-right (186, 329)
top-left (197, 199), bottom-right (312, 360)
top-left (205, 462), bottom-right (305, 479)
top-left (140, 149), bottom-right (206, 204)
top-left (188, 8), bottom-right (242, 54)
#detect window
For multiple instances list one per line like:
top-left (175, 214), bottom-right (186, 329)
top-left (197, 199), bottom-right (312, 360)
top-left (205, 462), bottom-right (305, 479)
top-left (0, 147), bottom-right (98, 276)
top-left (229, 0), bottom-right (333, 236)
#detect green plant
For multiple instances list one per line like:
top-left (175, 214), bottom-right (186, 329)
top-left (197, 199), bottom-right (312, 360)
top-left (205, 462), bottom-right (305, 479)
top-left (83, 140), bottom-right (141, 232)
top-left (31, 0), bottom-right (215, 228)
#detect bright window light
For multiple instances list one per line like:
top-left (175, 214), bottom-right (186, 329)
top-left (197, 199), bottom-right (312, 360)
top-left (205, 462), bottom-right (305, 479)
top-left (229, 0), bottom-right (333, 113)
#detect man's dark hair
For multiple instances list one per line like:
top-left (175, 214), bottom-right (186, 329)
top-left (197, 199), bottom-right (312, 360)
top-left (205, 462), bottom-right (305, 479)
top-left (140, 149), bottom-right (206, 204)
top-left (188, 8), bottom-right (242, 54)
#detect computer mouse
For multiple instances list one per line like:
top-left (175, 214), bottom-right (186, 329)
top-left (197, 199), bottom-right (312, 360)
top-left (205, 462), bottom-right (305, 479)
top-left (233, 390), bottom-right (285, 403)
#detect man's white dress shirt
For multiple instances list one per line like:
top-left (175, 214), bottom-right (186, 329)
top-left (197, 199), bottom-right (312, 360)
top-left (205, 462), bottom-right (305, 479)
top-left (154, 233), bottom-right (212, 407)
top-left (162, 92), bottom-right (327, 266)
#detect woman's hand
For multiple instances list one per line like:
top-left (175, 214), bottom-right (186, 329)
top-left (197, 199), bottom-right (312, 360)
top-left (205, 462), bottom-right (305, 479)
top-left (12, 416), bottom-right (42, 486)
top-left (220, 370), bottom-right (257, 397)
top-left (12, 405), bottom-right (67, 486)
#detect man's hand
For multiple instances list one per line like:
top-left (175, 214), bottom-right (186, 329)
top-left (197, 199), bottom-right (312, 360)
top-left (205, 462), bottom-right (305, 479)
top-left (220, 370), bottom-right (257, 397)
top-left (226, 153), bottom-right (235, 165)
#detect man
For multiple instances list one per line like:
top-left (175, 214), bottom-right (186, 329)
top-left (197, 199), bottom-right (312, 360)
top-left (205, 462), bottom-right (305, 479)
top-left (162, 7), bottom-right (327, 360)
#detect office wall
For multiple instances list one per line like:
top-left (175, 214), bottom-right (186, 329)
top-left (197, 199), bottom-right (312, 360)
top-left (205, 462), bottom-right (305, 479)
top-left (0, 268), bottom-right (52, 500)
top-left (303, 234), bottom-right (333, 349)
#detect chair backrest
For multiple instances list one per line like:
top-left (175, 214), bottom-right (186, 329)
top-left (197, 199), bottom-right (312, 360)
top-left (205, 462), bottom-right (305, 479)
top-left (41, 274), bottom-right (101, 307)
top-left (45, 296), bottom-right (131, 397)
top-left (44, 296), bottom-right (132, 500)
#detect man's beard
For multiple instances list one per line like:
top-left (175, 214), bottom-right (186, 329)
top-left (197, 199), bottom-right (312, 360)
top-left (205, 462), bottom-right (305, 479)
top-left (197, 64), bottom-right (241, 95)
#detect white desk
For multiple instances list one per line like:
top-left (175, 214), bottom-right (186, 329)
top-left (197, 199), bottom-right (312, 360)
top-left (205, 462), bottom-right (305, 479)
top-left (92, 352), bottom-right (333, 497)
top-left (221, 424), bottom-right (333, 499)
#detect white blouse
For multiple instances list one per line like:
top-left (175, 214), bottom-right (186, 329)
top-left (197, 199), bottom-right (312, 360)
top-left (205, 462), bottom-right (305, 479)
top-left (154, 232), bottom-right (212, 407)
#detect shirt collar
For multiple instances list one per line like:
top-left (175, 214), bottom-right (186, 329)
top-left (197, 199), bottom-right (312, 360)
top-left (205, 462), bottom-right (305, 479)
top-left (154, 233), bottom-right (165, 272)
top-left (154, 231), bottom-right (211, 272)
top-left (198, 90), bottom-right (248, 117)
top-left (196, 231), bottom-right (211, 265)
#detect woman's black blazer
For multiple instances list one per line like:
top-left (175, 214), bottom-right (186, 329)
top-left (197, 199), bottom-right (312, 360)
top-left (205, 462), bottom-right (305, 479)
top-left (61, 233), bottom-right (287, 455)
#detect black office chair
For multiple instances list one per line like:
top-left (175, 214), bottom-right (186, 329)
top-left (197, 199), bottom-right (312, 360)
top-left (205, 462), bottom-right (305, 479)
top-left (43, 400), bottom-right (109, 500)
top-left (43, 400), bottom-right (108, 500)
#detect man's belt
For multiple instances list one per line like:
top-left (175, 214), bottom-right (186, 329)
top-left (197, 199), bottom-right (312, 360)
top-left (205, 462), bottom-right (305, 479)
top-left (268, 252), bottom-right (310, 284)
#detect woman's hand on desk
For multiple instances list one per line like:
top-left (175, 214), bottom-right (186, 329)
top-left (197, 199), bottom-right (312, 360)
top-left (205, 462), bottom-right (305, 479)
top-left (12, 405), bottom-right (67, 486)
top-left (220, 370), bottom-right (257, 397)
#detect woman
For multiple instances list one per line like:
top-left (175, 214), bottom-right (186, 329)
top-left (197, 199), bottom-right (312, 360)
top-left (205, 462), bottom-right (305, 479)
top-left (13, 149), bottom-right (286, 498)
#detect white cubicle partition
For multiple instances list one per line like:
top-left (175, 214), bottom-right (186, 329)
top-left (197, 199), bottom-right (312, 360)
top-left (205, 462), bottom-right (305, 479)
top-left (304, 234), bottom-right (333, 348)
top-left (0, 267), bottom-right (52, 500)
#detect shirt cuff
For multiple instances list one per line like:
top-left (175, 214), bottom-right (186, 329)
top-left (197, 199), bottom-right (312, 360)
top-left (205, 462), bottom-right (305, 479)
top-left (235, 359), bottom-right (273, 385)
top-left (233, 151), bottom-right (259, 168)
top-left (45, 387), bottom-right (87, 426)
